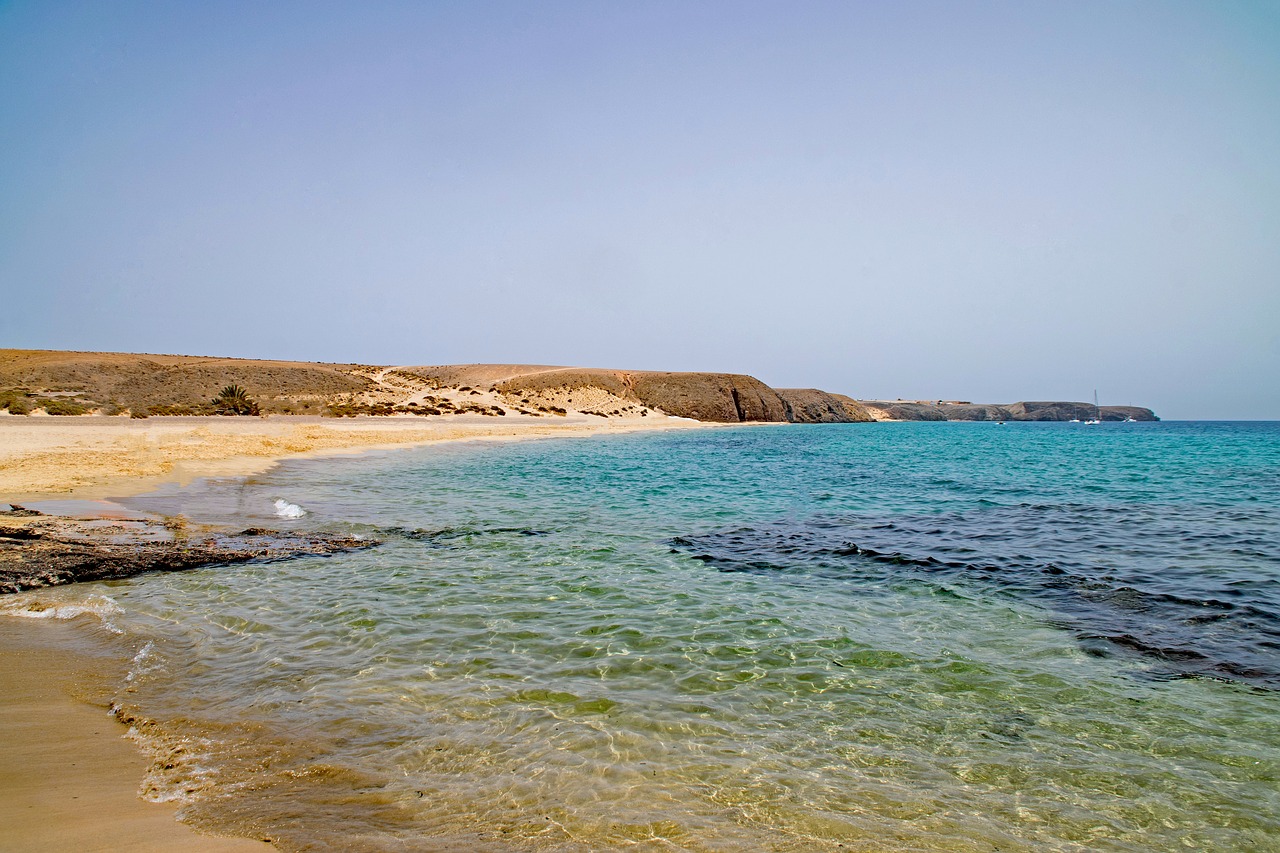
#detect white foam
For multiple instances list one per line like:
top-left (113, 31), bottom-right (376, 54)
top-left (0, 592), bottom-right (125, 633)
top-left (126, 641), bottom-right (157, 683)
top-left (273, 498), bottom-right (307, 519)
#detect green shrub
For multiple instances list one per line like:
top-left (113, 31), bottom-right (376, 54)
top-left (42, 399), bottom-right (90, 416)
top-left (212, 384), bottom-right (260, 416)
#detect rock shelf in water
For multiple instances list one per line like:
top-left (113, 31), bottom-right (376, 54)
top-left (0, 507), bottom-right (377, 594)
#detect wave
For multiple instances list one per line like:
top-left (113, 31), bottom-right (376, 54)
top-left (0, 590), bottom-right (126, 635)
top-left (273, 499), bottom-right (307, 519)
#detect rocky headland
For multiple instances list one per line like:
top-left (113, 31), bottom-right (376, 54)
top-left (859, 400), bottom-right (1159, 422)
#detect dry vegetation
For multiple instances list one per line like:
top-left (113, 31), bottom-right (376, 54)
top-left (0, 350), bottom-right (371, 417)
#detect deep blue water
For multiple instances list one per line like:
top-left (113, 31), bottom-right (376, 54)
top-left (9, 421), bottom-right (1280, 850)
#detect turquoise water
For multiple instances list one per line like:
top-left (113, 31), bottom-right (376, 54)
top-left (8, 422), bottom-right (1280, 850)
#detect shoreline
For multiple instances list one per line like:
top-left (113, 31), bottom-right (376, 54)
top-left (0, 412), bottom-right (714, 505)
top-left (0, 412), bottom-right (720, 849)
top-left (0, 617), bottom-right (270, 851)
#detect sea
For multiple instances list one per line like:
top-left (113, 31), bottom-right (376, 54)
top-left (5, 421), bottom-right (1279, 851)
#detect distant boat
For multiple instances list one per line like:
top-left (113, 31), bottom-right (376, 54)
top-left (1084, 390), bottom-right (1102, 425)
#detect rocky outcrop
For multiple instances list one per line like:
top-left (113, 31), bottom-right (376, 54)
top-left (936, 404), bottom-right (1012, 421)
top-left (1097, 405), bottom-right (1160, 422)
top-left (630, 372), bottom-right (788, 422)
top-left (828, 395), bottom-right (877, 423)
top-left (860, 401), bottom-right (949, 421)
top-left (776, 389), bottom-right (875, 423)
top-left (0, 509), bottom-right (377, 593)
top-left (489, 368), bottom-right (791, 422)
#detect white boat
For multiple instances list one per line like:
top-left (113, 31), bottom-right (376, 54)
top-left (1083, 390), bottom-right (1101, 425)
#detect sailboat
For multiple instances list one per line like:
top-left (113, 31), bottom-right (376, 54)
top-left (1083, 390), bottom-right (1102, 425)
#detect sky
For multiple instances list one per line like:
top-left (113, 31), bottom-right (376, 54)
top-left (1, 1), bottom-right (1277, 419)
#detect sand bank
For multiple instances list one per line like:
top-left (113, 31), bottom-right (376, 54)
top-left (0, 412), bottom-right (707, 503)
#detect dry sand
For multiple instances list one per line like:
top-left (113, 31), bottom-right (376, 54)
top-left (0, 411), bottom-right (709, 849)
top-left (0, 411), bottom-right (706, 502)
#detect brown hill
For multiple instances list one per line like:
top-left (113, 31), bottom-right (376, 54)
top-left (0, 351), bottom-right (836, 423)
top-left (0, 350), bottom-right (371, 415)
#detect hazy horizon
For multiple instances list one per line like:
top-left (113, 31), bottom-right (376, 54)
top-left (2, 2), bottom-right (1277, 419)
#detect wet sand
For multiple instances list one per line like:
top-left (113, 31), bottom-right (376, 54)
top-left (0, 618), bottom-right (270, 851)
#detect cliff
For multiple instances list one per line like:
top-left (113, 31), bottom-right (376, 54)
top-left (775, 389), bottom-right (875, 423)
top-left (858, 399), bottom-right (1159, 422)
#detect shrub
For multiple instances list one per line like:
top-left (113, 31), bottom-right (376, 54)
top-left (42, 399), bottom-right (91, 416)
top-left (1, 390), bottom-right (32, 414)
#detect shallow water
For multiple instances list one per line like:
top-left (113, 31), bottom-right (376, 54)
top-left (6, 422), bottom-right (1280, 850)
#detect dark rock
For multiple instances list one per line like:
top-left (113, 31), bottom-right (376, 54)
top-left (630, 372), bottom-right (788, 422)
top-left (493, 368), bottom-right (792, 423)
top-left (1098, 406), bottom-right (1160, 422)
top-left (776, 389), bottom-right (874, 423)
top-left (936, 404), bottom-right (1014, 421)
top-left (0, 517), bottom-right (379, 594)
top-left (1, 504), bottom-right (44, 517)
top-left (861, 402), bottom-right (949, 421)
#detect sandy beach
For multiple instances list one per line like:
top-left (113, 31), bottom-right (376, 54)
top-left (0, 411), bottom-right (710, 502)
top-left (0, 412), bottom-right (707, 850)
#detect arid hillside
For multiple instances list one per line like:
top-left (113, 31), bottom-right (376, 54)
top-left (0, 350), bottom-right (1157, 423)
top-left (0, 351), bottom-right (871, 423)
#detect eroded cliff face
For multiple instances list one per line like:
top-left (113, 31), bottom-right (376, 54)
top-left (630, 373), bottom-right (788, 422)
top-left (775, 389), bottom-right (875, 423)
top-left (490, 371), bottom-right (880, 424)
top-left (490, 368), bottom-right (791, 422)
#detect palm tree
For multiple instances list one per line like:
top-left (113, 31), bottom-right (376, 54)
top-left (213, 384), bottom-right (260, 416)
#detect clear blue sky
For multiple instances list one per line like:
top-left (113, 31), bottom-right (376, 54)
top-left (2, 1), bottom-right (1277, 418)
